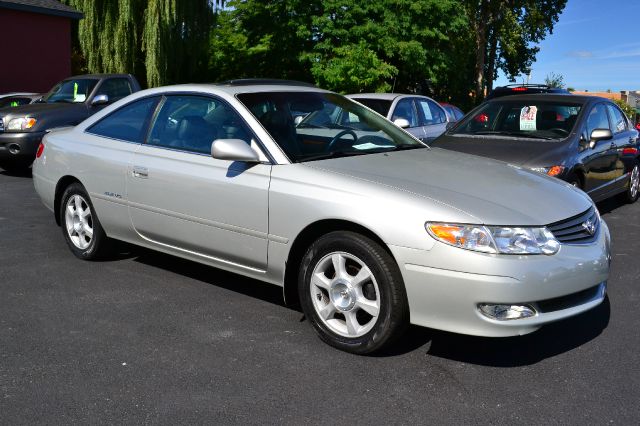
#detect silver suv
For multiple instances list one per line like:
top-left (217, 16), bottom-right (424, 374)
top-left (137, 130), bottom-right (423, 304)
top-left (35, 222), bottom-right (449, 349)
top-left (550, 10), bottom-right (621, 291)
top-left (33, 80), bottom-right (610, 354)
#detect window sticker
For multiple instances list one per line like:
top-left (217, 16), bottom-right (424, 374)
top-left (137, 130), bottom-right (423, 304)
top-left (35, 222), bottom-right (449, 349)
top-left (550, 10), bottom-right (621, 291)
top-left (519, 106), bottom-right (537, 131)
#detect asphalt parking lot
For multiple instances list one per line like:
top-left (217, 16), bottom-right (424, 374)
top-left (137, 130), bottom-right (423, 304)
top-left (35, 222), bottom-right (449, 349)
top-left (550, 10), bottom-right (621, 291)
top-left (1, 169), bottom-right (639, 425)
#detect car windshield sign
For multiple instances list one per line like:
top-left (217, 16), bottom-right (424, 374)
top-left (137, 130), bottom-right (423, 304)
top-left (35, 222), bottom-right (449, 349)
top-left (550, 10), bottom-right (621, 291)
top-left (451, 100), bottom-right (582, 141)
top-left (236, 91), bottom-right (425, 162)
top-left (45, 79), bottom-right (99, 104)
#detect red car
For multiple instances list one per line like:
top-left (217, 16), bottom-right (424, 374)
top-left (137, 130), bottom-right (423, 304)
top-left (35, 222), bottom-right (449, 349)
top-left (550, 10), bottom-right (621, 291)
top-left (439, 102), bottom-right (465, 122)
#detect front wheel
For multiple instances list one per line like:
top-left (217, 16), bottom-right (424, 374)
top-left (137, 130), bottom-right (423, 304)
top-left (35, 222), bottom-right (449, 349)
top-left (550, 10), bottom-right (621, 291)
top-left (299, 231), bottom-right (408, 354)
top-left (627, 161), bottom-right (640, 203)
top-left (59, 183), bottom-right (111, 260)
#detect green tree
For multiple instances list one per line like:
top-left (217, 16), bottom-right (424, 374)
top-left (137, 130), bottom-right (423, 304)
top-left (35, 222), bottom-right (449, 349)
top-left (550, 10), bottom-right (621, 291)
top-left (63, 0), bottom-right (221, 87)
top-left (544, 72), bottom-right (565, 88)
top-left (614, 99), bottom-right (635, 119)
top-left (208, 0), bottom-right (320, 82)
top-left (464, 0), bottom-right (567, 101)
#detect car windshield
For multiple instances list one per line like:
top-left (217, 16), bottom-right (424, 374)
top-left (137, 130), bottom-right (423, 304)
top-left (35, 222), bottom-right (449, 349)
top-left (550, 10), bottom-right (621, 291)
top-left (451, 100), bottom-right (582, 140)
top-left (237, 91), bottom-right (425, 162)
top-left (44, 79), bottom-right (99, 104)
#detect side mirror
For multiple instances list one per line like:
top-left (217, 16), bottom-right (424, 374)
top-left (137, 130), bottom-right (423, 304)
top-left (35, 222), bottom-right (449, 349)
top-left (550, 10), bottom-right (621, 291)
top-left (211, 139), bottom-right (260, 162)
top-left (589, 128), bottom-right (612, 149)
top-left (91, 94), bottom-right (109, 106)
top-left (393, 118), bottom-right (410, 128)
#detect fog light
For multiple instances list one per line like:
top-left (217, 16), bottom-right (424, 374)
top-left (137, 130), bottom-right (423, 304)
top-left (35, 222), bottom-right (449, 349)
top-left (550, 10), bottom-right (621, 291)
top-left (479, 304), bottom-right (536, 321)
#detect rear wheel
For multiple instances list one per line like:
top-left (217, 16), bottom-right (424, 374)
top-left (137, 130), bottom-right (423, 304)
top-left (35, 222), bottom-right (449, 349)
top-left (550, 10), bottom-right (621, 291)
top-left (566, 172), bottom-right (582, 188)
top-left (627, 161), bottom-right (640, 203)
top-left (59, 183), bottom-right (111, 260)
top-left (299, 231), bottom-right (408, 354)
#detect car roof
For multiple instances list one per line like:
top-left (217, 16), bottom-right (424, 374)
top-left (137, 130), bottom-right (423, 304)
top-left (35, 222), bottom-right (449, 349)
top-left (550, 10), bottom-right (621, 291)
top-left (66, 73), bottom-right (134, 80)
top-left (348, 93), bottom-right (402, 101)
top-left (484, 93), bottom-right (604, 104)
top-left (130, 83), bottom-right (332, 98)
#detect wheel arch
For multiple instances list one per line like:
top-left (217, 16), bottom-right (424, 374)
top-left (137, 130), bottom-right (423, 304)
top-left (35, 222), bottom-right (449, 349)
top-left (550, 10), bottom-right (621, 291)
top-left (283, 219), bottom-right (396, 307)
top-left (54, 175), bottom-right (83, 226)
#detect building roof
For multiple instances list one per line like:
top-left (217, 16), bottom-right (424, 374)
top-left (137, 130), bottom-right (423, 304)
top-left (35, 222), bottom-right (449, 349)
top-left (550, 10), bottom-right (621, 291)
top-left (0, 0), bottom-right (83, 19)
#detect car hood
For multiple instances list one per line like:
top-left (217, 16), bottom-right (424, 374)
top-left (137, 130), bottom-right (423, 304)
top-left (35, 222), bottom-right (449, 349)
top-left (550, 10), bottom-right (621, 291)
top-left (0, 102), bottom-right (87, 132)
top-left (430, 134), bottom-right (572, 168)
top-left (305, 147), bottom-right (592, 226)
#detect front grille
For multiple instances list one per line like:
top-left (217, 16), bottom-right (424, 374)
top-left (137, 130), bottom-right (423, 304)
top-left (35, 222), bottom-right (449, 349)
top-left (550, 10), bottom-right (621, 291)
top-left (0, 118), bottom-right (4, 132)
top-left (547, 206), bottom-right (599, 244)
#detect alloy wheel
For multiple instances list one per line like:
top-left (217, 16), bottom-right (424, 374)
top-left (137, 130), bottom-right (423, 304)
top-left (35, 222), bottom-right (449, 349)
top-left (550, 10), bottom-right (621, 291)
top-left (310, 251), bottom-right (380, 338)
top-left (630, 165), bottom-right (639, 199)
top-left (64, 194), bottom-right (94, 250)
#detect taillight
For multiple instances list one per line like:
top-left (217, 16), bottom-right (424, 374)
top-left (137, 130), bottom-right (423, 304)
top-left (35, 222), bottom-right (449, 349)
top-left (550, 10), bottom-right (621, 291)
top-left (511, 87), bottom-right (527, 92)
top-left (36, 142), bottom-right (44, 158)
top-left (474, 113), bottom-right (489, 123)
top-left (622, 147), bottom-right (638, 155)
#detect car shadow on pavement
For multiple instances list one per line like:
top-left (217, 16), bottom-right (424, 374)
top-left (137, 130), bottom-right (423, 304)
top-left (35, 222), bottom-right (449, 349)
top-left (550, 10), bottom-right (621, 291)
top-left (423, 297), bottom-right (610, 366)
top-left (128, 246), bottom-right (610, 363)
top-left (132, 247), bottom-right (289, 308)
top-left (0, 168), bottom-right (32, 178)
top-left (596, 194), bottom-right (628, 215)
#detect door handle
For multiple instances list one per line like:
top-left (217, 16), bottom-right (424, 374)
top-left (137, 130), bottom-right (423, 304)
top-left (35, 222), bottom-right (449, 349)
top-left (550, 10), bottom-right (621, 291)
top-left (132, 166), bottom-right (148, 178)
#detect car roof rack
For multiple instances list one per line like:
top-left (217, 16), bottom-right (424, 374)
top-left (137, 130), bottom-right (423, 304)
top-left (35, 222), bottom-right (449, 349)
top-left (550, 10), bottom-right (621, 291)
top-left (218, 79), bottom-right (317, 88)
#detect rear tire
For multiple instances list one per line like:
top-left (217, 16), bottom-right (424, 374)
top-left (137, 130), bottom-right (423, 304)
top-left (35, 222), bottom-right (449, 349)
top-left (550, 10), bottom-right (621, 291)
top-left (59, 183), bottom-right (111, 260)
top-left (566, 172), bottom-right (582, 188)
top-left (298, 231), bottom-right (408, 354)
top-left (627, 161), bottom-right (640, 203)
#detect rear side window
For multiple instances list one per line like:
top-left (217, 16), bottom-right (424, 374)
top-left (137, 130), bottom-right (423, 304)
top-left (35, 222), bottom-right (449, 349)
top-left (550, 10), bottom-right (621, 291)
top-left (606, 104), bottom-right (627, 134)
top-left (417, 99), bottom-right (446, 125)
top-left (97, 78), bottom-right (133, 103)
top-left (88, 97), bottom-right (158, 143)
top-left (586, 104), bottom-right (611, 136)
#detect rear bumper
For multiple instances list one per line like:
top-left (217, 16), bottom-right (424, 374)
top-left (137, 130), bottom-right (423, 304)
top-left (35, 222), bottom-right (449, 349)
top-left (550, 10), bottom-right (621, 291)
top-left (389, 220), bottom-right (611, 337)
top-left (0, 131), bottom-right (45, 164)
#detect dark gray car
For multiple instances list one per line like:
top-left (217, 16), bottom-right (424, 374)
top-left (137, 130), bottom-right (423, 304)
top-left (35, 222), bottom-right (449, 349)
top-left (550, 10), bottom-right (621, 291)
top-left (431, 94), bottom-right (640, 203)
top-left (0, 74), bottom-right (140, 172)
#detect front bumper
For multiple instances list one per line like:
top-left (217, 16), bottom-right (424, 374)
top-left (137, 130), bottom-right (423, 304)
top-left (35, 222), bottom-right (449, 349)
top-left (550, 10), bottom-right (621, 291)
top-left (389, 220), bottom-right (611, 337)
top-left (0, 131), bottom-right (46, 164)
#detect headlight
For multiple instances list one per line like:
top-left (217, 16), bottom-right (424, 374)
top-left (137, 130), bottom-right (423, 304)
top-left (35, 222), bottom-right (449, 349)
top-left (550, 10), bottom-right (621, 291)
top-left (7, 117), bottom-right (37, 131)
top-left (530, 165), bottom-right (565, 177)
top-left (426, 222), bottom-right (560, 255)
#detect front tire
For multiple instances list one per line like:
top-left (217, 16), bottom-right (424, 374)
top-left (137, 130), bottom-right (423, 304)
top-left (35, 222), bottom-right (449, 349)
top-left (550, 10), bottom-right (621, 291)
top-left (299, 231), bottom-right (408, 354)
top-left (626, 161), bottom-right (639, 203)
top-left (59, 183), bottom-right (110, 260)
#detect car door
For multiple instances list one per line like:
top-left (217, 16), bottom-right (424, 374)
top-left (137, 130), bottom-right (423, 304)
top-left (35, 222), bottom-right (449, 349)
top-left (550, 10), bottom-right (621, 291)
top-left (580, 102), bottom-right (619, 196)
top-left (126, 94), bottom-right (271, 271)
top-left (416, 98), bottom-right (448, 142)
top-left (390, 97), bottom-right (425, 140)
top-left (606, 103), bottom-right (635, 191)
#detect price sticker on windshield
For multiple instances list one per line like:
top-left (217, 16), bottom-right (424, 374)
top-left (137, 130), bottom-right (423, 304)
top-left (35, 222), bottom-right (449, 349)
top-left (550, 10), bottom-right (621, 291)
top-left (519, 106), bottom-right (537, 131)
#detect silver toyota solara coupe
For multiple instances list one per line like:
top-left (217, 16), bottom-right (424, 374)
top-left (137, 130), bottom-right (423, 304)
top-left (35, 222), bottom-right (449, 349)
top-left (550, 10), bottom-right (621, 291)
top-left (32, 80), bottom-right (611, 354)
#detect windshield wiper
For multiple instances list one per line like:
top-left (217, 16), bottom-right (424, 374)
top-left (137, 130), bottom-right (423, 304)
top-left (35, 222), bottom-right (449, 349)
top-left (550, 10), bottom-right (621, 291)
top-left (298, 150), bottom-right (368, 162)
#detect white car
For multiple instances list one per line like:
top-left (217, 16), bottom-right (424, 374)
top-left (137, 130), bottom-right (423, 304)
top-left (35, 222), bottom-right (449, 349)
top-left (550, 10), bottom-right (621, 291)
top-left (348, 93), bottom-right (448, 142)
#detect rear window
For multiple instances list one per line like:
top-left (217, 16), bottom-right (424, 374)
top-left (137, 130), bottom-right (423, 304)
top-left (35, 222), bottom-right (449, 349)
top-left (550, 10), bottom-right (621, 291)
top-left (451, 100), bottom-right (582, 141)
top-left (352, 98), bottom-right (392, 116)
